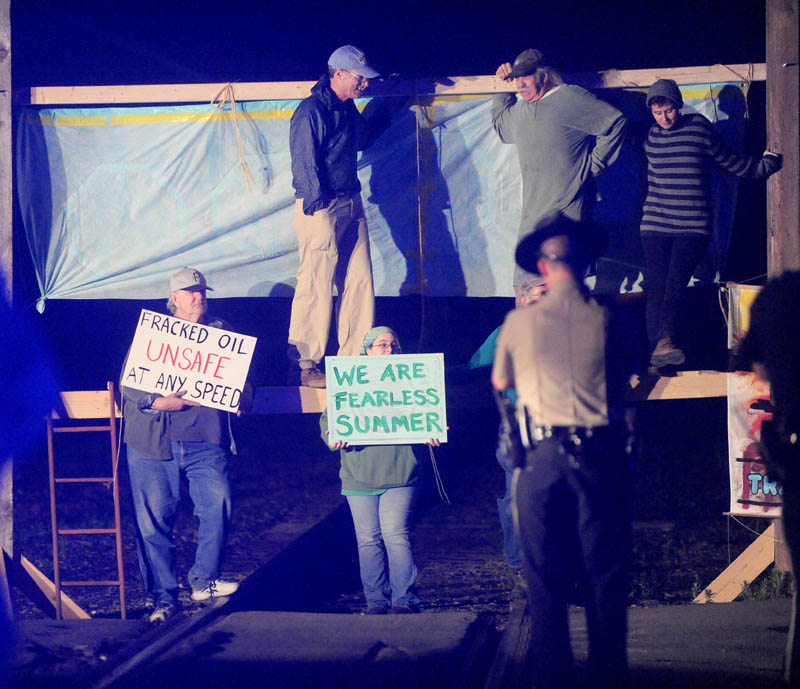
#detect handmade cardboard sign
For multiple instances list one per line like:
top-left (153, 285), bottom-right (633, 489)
top-left (122, 309), bottom-right (256, 412)
top-left (325, 353), bottom-right (448, 445)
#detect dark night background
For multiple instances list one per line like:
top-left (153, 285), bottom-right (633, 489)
top-left (8, 0), bottom-right (771, 390)
top-left (11, 0), bottom-right (766, 85)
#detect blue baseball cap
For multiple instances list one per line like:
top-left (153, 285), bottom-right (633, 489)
top-left (328, 45), bottom-right (380, 78)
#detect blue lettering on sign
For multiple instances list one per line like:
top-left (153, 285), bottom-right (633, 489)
top-left (747, 473), bottom-right (784, 497)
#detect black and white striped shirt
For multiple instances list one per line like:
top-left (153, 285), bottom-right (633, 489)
top-left (641, 113), bottom-right (777, 236)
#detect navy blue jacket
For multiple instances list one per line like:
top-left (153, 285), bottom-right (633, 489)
top-left (290, 74), bottom-right (389, 215)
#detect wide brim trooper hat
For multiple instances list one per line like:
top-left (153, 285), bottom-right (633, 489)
top-left (515, 214), bottom-right (608, 274)
top-left (328, 45), bottom-right (380, 78)
top-left (169, 267), bottom-right (213, 292)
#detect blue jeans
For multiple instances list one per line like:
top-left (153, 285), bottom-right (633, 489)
top-left (496, 429), bottom-right (523, 570)
top-left (346, 487), bottom-right (419, 609)
top-left (126, 441), bottom-right (232, 604)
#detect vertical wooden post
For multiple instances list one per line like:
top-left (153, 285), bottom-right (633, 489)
top-left (0, 0), bottom-right (12, 616)
top-left (766, 0), bottom-right (800, 276)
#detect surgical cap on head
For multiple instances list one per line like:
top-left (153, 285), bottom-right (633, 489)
top-left (360, 326), bottom-right (402, 354)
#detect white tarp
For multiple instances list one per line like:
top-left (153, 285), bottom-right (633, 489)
top-left (16, 84), bottom-right (747, 308)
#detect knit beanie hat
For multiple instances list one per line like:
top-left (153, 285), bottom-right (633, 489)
top-left (360, 326), bottom-right (402, 355)
top-left (646, 79), bottom-right (683, 109)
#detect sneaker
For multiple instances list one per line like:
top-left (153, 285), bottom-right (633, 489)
top-left (390, 602), bottom-right (421, 614)
top-left (362, 605), bottom-right (389, 615)
top-left (190, 579), bottom-right (240, 602)
top-left (650, 337), bottom-right (686, 367)
top-left (300, 367), bottom-right (326, 388)
top-left (148, 601), bottom-right (178, 623)
top-left (511, 568), bottom-right (529, 597)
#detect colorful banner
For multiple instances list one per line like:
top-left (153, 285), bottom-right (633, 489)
top-left (324, 353), bottom-right (447, 446)
top-left (727, 371), bottom-right (781, 517)
top-left (122, 309), bottom-right (256, 412)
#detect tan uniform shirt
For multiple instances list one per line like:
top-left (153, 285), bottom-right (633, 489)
top-left (492, 278), bottom-right (609, 427)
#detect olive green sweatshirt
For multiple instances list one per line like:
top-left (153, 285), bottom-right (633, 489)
top-left (320, 411), bottom-right (422, 493)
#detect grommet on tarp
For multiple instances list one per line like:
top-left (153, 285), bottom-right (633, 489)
top-left (36, 296), bottom-right (47, 314)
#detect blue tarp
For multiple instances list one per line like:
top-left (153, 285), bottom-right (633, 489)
top-left (16, 83), bottom-right (748, 308)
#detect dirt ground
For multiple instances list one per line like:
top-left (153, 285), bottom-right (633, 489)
top-left (11, 395), bottom-right (784, 625)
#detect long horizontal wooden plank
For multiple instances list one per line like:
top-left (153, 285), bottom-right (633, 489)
top-left (23, 63), bottom-right (766, 105)
top-left (627, 370), bottom-right (728, 401)
top-left (250, 372), bottom-right (729, 414)
top-left (68, 373), bottom-right (729, 418)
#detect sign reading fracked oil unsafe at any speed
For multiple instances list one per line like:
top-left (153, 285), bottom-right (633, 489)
top-left (123, 309), bottom-right (256, 412)
top-left (325, 353), bottom-right (447, 446)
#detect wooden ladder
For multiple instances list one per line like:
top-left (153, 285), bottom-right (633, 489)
top-left (46, 382), bottom-right (126, 619)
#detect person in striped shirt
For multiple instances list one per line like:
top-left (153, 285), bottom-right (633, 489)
top-left (641, 78), bottom-right (782, 368)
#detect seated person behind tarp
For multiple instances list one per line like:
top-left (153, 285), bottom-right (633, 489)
top-left (121, 267), bottom-right (253, 623)
top-left (641, 78), bottom-right (782, 368)
top-left (449, 276), bottom-right (547, 588)
top-left (735, 272), bottom-right (800, 689)
top-left (321, 326), bottom-right (440, 615)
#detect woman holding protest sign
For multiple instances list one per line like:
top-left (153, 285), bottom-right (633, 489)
top-left (321, 326), bottom-right (440, 615)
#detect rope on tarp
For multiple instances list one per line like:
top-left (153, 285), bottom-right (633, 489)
top-left (413, 84), bottom-right (428, 354)
top-left (211, 83), bottom-right (256, 192)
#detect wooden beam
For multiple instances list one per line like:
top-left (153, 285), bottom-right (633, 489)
top-left (693, 522), bottom-right (776, 603)
top-left (627, 370), bottom-right (728, 402)
top-left (246, 374), bottom-right (728, 415)
top-left (49, 388), bottom-right (121, 420)
top-left (21, 63), bottom-right (767, 106)
top-left (766, 0), bottom-right (800, 275)
top-left (15, 554), bottom-right (90, 619)
top-left (0, 0), bottom-right (11, 596)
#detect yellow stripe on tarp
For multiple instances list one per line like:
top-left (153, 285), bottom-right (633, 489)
top-left (40, 109), bottom-right (295, 127)
top-left (54, 115), bottom-right (108, 127)
top-left (109, 109), bottom-right (293, 125)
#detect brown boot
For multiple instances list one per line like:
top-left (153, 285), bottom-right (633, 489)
top-left (650, 336), bottom-right (686, 367)
top-left (300, 366), bottom-right (326, 388)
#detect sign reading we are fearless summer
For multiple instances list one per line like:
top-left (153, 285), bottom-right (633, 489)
top-left (325, 353), bottom-right (448, 446)
top-left (123, 309), bottom-right (256, 412)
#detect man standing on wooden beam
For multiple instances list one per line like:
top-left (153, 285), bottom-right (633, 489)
top-left (287, 45), bottom-right (391, 388)
top-left (492, 49), bottom-right (627, 294)
top-left (642, 78), bottom-right (782, 369)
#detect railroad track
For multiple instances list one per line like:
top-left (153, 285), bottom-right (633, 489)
top-left (79, 499), bottom-right (526, 689)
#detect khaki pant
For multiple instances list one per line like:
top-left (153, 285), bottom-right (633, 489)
top-left (288, 195), bottom-right (375, 367)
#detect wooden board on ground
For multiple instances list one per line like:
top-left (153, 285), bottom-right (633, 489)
top-left (693, 522), bottom-right (776, 603)
top-left (16, 554), bottom-right (90, 619)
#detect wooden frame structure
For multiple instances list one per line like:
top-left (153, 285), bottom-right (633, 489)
top-left (1, 1), bottom-right (797, 617)
top-left (21, 63), bottom-right (766, 105)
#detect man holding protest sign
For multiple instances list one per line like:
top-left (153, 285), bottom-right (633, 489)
top-left (121, 267), bottom-right (253, 623)
top-left (492, 216), bottom-right (635, 689)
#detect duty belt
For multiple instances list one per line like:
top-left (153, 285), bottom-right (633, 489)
top-left (516, 404), bottom-right (603, 450)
